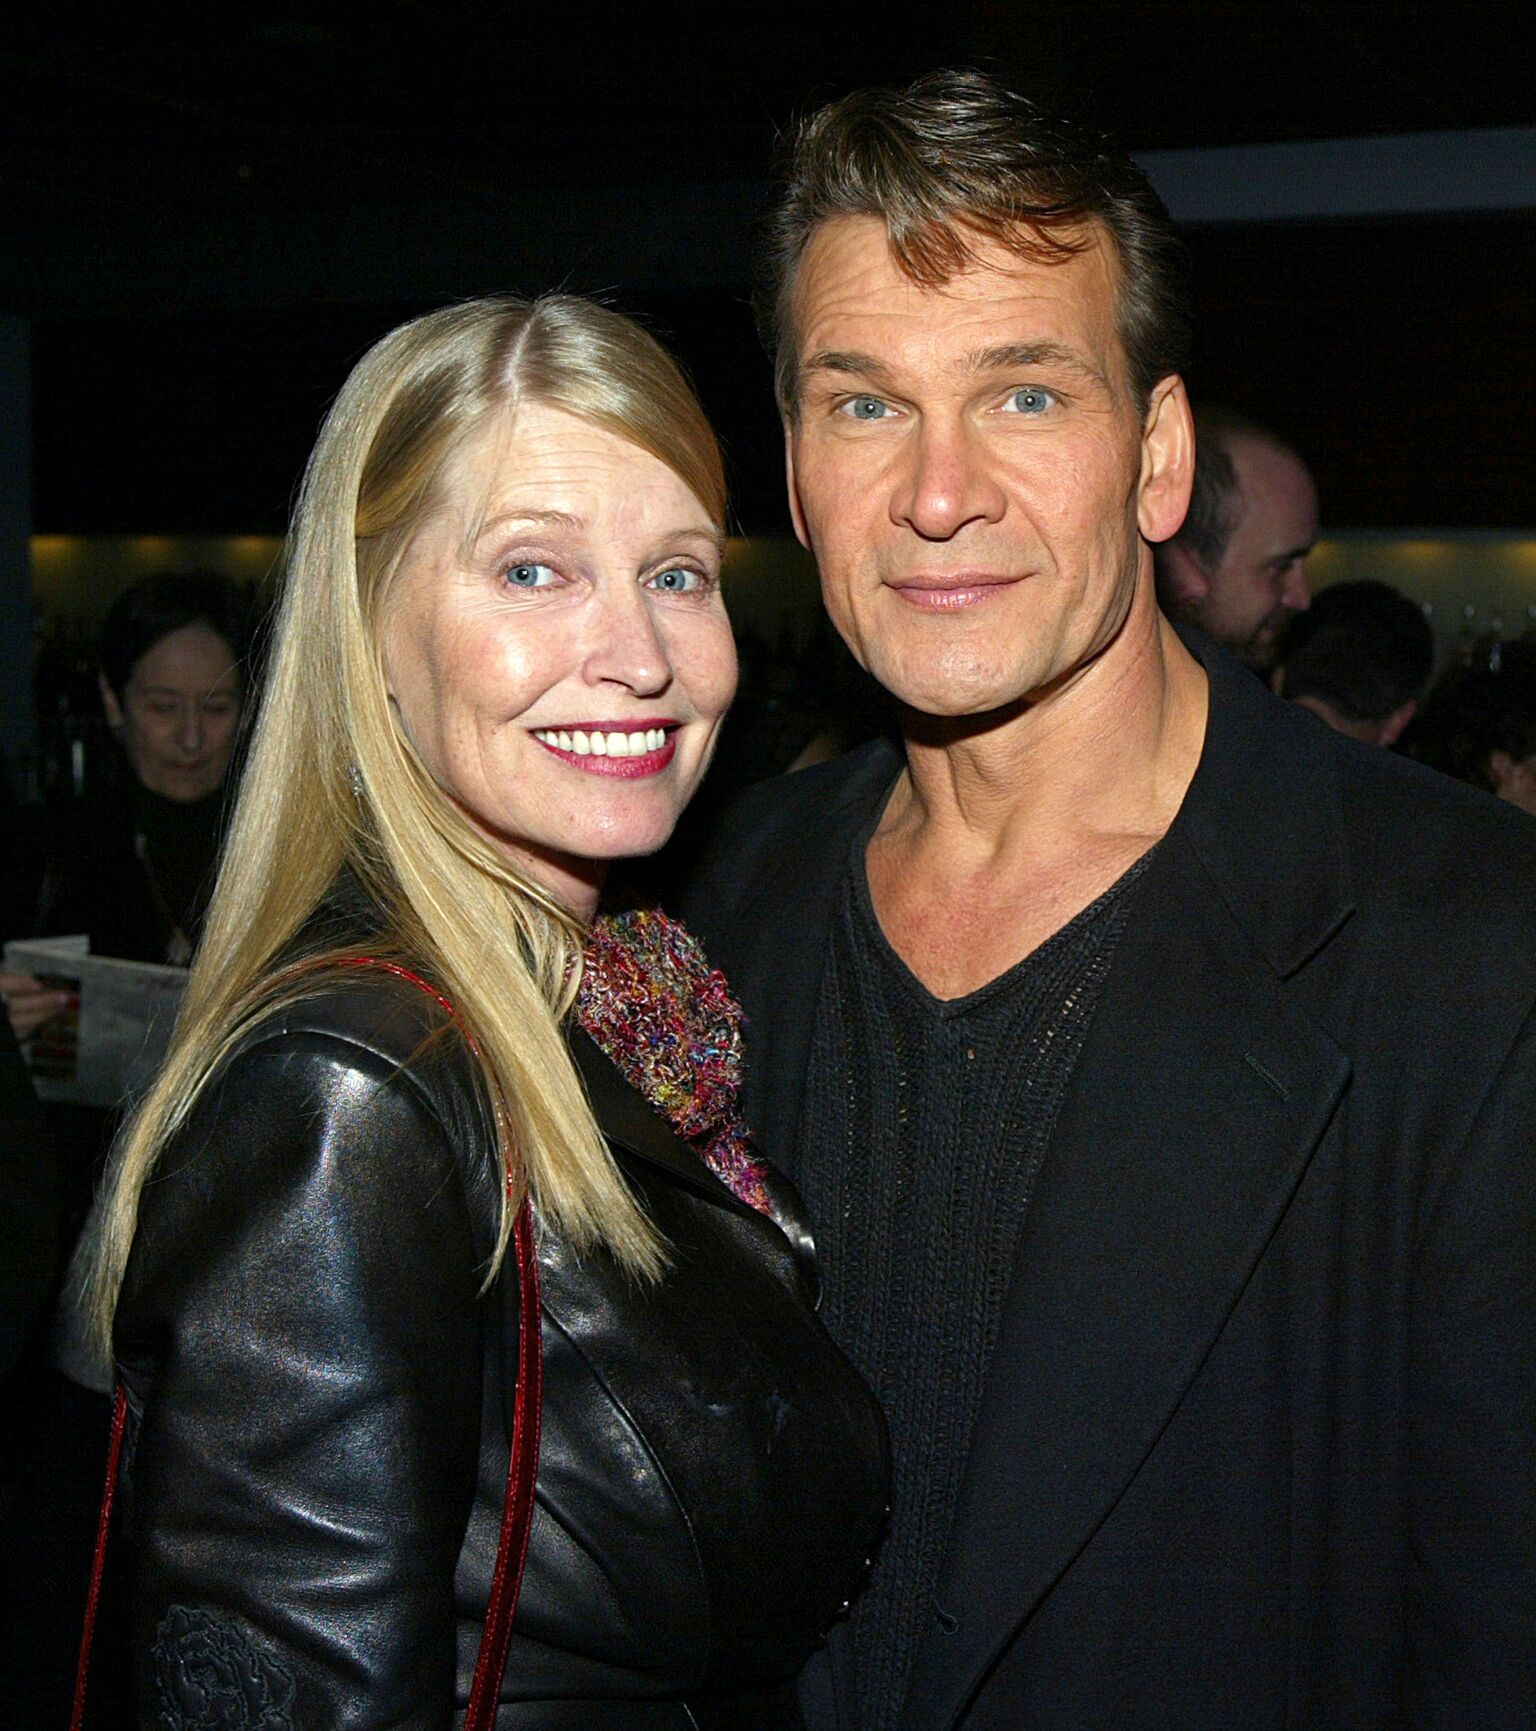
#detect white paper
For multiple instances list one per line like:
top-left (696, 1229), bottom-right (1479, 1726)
top-left (4, 935), bottom-right (187, 1108)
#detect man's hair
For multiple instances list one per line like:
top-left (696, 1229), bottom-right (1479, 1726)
top-left (757, 68), bottom-right (1192, 415)
top-left (1279, 581), bottom-right (1434, 723)
top-left (1174, 406), bottom-right (1300, 571)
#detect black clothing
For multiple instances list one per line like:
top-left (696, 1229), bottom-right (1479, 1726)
top-left (0, 1014), bottom-right (60, 1385)
top-left (682, 634), bottom-right (1536, 1730)
top-left (37, 779), bottom-right (225, 965)
top-left (114, 967), bottom-right (889, 1728)
top-left (799, 849), bottom-right (1148, 1730)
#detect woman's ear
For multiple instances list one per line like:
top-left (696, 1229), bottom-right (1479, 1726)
top-left (99, 671), bottom-right (124, 730)
top-left (1137, 375), bottom-right (1195, 546)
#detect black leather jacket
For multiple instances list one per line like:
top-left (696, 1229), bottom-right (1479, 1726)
top-left (115, 969), bottom-right (889, 1728)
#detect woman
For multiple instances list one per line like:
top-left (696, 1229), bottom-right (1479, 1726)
top-left (82, 296), bottom-right (887, 1726)
top-left (1, 573), bottom-right (248, 1044)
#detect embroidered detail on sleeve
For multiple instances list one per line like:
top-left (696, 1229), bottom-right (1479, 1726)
top-left (154, 1605), bottom-right (296, 1730)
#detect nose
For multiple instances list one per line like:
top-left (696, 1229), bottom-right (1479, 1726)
top-left (581, 582), bottom-right (674, 697)
top-left (1281, 559), bottom-right (1311, 612)
top-left (177, 703), bottom-right (206, 753)
top-left (891, 414), bottom-right (1008, 540)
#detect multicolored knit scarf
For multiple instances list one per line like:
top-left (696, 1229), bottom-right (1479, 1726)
top-left (576, 909), bottom-right (771, 1216)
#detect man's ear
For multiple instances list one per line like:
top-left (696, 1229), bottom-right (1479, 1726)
top-left (784, 420), bottom-right (812, 553)
top-left (1489, 748), bottom-right (1518, 794)
top-left (98, 672), bottom-right (124, 730)
top-left (1156, 538), bottom-right (1210, 611)
top-left (1376, 699), bottom-right (1417, 749)
top-left (1137, 374), bottom-right (1195, 546)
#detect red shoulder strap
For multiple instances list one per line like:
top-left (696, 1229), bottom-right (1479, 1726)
top-left (70, 1383), bottom-right (127, 1730)
top-left (72, 956), bottom-right (544, 1726)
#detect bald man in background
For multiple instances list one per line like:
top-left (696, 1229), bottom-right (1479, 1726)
top-left (1155, 406), bottom-right (1318, 673)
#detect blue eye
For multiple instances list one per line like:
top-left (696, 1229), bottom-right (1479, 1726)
top-left (1005, 387), bottom-right (1054, 415)
top-left (504, 562), bottom-right (556, 589)
top-left (841, 396), bottom-right (891, 421)
top-left (648, 567), bottom-right (701, 593)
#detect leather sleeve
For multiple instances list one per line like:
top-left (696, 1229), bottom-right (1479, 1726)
top-left (1408, 1000), bottom-right (1536, 1728)
top-left (115, 1027), bottom-right (489, 1730)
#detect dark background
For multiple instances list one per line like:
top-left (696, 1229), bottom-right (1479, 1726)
top-left (5, 2), bottom-right (1532, 535)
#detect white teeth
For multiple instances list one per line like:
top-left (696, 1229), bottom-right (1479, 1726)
top-left (534, 726), bottom-right (669, 757)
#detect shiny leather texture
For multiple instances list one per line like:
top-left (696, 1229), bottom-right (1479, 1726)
top-left (115, 970), bottom-right (889, 1729)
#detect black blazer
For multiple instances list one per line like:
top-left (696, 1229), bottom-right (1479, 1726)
top-left (681, 639), bottom-right (1536, 1730)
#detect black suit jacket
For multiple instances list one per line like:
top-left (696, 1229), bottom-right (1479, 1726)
top-left (681, 639), bottom-right (1536, 1730)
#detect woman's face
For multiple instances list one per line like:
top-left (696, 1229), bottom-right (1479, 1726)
top-left (102, 622), bottom-right (243, 802)
top-left (380, 402), bottom-right (736, 916)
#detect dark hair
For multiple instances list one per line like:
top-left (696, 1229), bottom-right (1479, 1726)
top-left (757, 68), bottom-right (1192, 414)
top-left (1406, 641), bottom-right (1536, 791)
top-left (1174, 405), bottom-right (1303, 570)
top-left (1279, 581), bottom-right (1434, 722)
top-left (99, 573), bottom-right (251, 701)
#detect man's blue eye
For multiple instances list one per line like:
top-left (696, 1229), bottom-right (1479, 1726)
top-left (650, 568), bottom-right (699, 593)
top-left (843, 396), bottom-right (890, 420)
top-left (1007, 388), bottom-right (1053, 415)
top-left (505, 563), bottom-right (556, 588)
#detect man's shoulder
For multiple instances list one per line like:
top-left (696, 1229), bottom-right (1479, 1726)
top-left (1203, 640), bottom-right (1536, 924)
top-left (1324, 722), bottom-right (1536, 903)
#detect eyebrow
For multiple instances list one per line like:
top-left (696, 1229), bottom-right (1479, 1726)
top-left (466, 508), bottom-right (725, 557)
top-left (969, 342), bottom-right (1109, 389)
top-left (800, 341), bottom-right (1108, 393)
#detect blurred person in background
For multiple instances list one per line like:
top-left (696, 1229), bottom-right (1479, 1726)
top-left (1, 573), bottom-right (250, 1051)
top-left (1155, 405), bottom-right (1318, 673)
top-left (1274, 578), bottom-right (1435, 747)
top-left (1406, 638), bottom-right (1536, 815)
top-left (0, 572), bottom-right (249, 1728)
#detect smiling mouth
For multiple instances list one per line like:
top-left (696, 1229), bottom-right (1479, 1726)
top-left (531, 724), bottom-right (677, 777)
top-left (888, 574), bottom-right (1021, 611)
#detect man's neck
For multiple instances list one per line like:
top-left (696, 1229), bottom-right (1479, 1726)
top-left (866, 605), bottom-right (1208, 999)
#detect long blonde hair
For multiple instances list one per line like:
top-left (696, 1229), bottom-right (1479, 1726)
top-left (83, 295), bottom-right (727, 1359)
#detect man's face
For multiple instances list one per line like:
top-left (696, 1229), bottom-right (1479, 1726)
top-left (1190, 435), bottom-right (1317, 673)
top-left (783, 215), bottom-right (1190, 719)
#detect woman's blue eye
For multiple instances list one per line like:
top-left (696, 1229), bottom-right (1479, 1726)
top-left (842, 396), bottom-right (890, 421)
top-left (504, 563), bottom-right (556, 588)
top-left (1006, 387), bottom-right (1053, 415)
top-left (649, 567), bottom-right (700, 593)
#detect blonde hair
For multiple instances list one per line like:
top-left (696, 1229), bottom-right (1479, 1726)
top-left (83, 295), bottom-right (726, 1359)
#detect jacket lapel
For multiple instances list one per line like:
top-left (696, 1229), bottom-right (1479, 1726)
top-left (568, 1027), bottom-right (765, 1225)
top-left (901, 643), bottom-right (1356, 1728)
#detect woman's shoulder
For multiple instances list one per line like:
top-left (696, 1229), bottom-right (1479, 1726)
top-left (225, 962), bottom-right (494, 1147)
top-left (123, 964), bottom-right (502, 1323)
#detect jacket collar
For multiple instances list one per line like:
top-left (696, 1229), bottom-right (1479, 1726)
top-left (1171, 629), bottom-right (1355, 979)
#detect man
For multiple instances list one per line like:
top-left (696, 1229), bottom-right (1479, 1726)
top-left (1154, 405), bottom-right (1318, 672)
top-left (684, 70), bottom-right (1535, 1731)
top-left (1276, 577), bottom-right (1435, 746)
